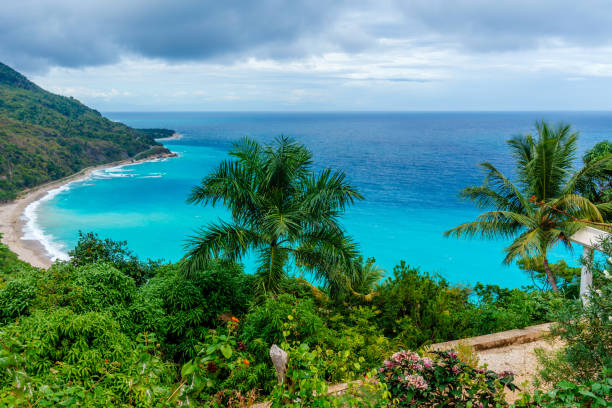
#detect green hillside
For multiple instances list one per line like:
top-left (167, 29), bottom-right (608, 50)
top-left (0, 62), bottom-right (172, 201)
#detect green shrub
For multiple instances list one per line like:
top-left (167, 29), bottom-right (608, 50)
top-left (69, 231), bottom-right (158, 285)
top-left (239, 293), bottom-right (327, 364)
top-left (269, 341), bottom-right (389, 408)
top-left (537, 249), bottom-right (612, 385)
top-left (373, 262), bottom-right (472, 347)
top-left (514, 372), bottom-right (612, 407)
top-left (325, 306), bottom-right (394, 382)
top-left (462, 284), bottom-right (561, 336)
top-left (141, 261), bottom-right (253, 362)
top-left (176, 321), bottom-right (258, 404)
top-left (0, 310), bottom-right (175, 406)
top-left (0, 272), bottom-right (39, 324)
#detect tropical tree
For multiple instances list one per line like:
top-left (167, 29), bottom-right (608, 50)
top-left (576, 140), bottom-right (612, 221)
top-left (445, 122), bottom-right (611, 292)
top-left (182, 136), bottom-right (363, 295)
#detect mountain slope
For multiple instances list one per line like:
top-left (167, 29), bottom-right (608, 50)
top-left (0, 62), bottom-right (172, 201)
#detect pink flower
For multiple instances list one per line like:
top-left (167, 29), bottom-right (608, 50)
top-left (403, 374), bottom-right (428, 390)
top-left (383, 360), bottom-right (396, 369)
top-left (421, 357), bottom-right (433, 369)
top-left (448, 351), bottom-right (458, 359)
top-left (410, 362), bottom-right (424, 371)
top-left (451, 364), bottom-right (461, 375)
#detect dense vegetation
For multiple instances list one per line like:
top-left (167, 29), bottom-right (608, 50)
top-left (0, 62), bottom-right (173, 201)
top-left (0, 127), bottom-right (610, 406)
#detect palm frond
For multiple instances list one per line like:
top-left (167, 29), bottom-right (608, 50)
top-left (444, 210), bottom-right (529, 239)
top-left (254, 245), bottom-right (289, 294)
top-left (464, 162), bottom-right (531, 214)
top-left (551, 194), bottom-right (604, 223)
top-left (182, 221), bottom-right (260, 276)
top-left (293, 229), bottom-right (360, 291)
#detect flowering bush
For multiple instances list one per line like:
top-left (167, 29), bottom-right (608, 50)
top-left (377, 349), bottom-right (518, 407)
top-left (175, 320), bottom-right (256, 405)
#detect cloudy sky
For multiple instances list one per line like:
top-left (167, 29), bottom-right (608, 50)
top-left (3, 0), bottom-right (612, 111)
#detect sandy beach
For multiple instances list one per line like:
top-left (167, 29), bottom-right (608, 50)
top-left (0, 153), bottom-right (176, 269)
top-left (154, 132), bottom-right (183, 141)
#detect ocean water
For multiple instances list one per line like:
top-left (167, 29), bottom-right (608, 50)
top-left (30, 112), bottom-right (612, 288)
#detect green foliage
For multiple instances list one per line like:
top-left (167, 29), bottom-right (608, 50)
top-left (537, 237), bottom-right (612, 385)
top-left (70, 231), bottom-right (158, 285)
top-left (141, 261), bottom-right (253, 361)
top-left (373, 262), bottom-right (472, 346)
top-left (269, 341), bottom-right (389, 408)
top-left (176, 322), bottom-right (256, 404)
top-left (325, 306), bottom-right (394, 382)
top-left (0, 62), bottom-right (172, 202)
top-left (514, 372), bottom-right (612, 407)
top-left (517, 257), bottom-right (580, 293)
top-left (240, 293), bottom-right (327, 364)
top-left (463, 283), bottom-right (562, 336)
top-left (0, 312), bottom-right (175, 406)
top-left (378, 349), bottom-right (517, 407)
top-left (577, 140), bottom-right (612, 219)
top-left (0, 233), bottom-right (33, 276)
top-left (183, 136), bottom-right (363, 296)
top-left (0, 273), bottom-right (39, 324)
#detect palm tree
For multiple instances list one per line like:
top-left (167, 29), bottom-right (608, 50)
top-left (349, 257), bottom-right (385, 301)
top-left (445, 122), bottom-right (611, 292)
top-left (182, 136), bottom-right (364, 295)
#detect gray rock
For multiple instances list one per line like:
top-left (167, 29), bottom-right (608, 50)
top-left (269, 344), bottom-right (288, 384)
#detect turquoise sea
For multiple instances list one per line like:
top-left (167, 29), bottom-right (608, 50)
top-left (29, 112), bottom-right (612, 288)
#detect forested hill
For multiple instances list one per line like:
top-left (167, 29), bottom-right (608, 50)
top-left (0, 62), bottom-right (173, 201)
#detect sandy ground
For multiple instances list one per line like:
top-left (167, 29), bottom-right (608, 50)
top-left (0, 153), bottom-right (176, 269)
top-left (154, 132), bottom-right (183, 141)
top-left (478, 338), bottom-right (562, 402)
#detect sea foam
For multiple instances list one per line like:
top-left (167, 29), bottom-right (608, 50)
top-left (22, 184), bottom-right (72, 262)
top-left (21, 159), bottom-right (170, 263)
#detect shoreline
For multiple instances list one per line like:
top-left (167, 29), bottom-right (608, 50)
top-left (154, 132), bottom-right (183, 141)
top-left (0, 152), bottom-right (177, 269)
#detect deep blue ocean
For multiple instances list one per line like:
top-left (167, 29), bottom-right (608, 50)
top-left (31, 112), bottom-right (612, 288)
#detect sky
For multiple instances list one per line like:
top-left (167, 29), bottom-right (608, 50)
top-left (2, 0), bottom-right (612, 111)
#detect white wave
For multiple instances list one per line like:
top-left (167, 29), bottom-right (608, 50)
top-left (92, 167), bottom-right (138, 179)
top-left (20, 154), bottom-right (176, 263)
top-left (22, 185), bottom-right (72, 262)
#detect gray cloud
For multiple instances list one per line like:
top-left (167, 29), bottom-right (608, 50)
top-left (396, 0), bottom-right (612, 51)
top-left (2, 0), bottom-right (612, 73)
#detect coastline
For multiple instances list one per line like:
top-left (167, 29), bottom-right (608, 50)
top-left (154, 132), bottom-right (183, 141)
top-left (0, 152), bottom-right (177, 269)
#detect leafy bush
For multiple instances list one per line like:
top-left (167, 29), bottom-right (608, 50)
top-left (514, 372), bottom-right (612, 407)
top-left (141, 261), bottom-right (254, 361)
top-left (377, 349), bottom-right (517, 407)
top-left (0, 272), bottom-right (39, 324)
top-left (70, 231), bottom-right (158, 285)
top-left (176, 321), bottom-right (258, 405)
top-left (239, 293), bottom-right (327, 364)
top-left (269, 341), bottom-right (389, 408)
top-left (325, 306), bottom-right (394, 382)
top-left (463, 284), bottom-right (561, 336)
top-left (373, 262), bottom-right (473, 346)
top-left (536, 237), bottom-right (612, 385)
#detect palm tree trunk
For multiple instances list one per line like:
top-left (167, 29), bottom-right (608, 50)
top-left (268, 243), bottom-right (275, 288)
top-left (542, 257), bottom-right (559, 292)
